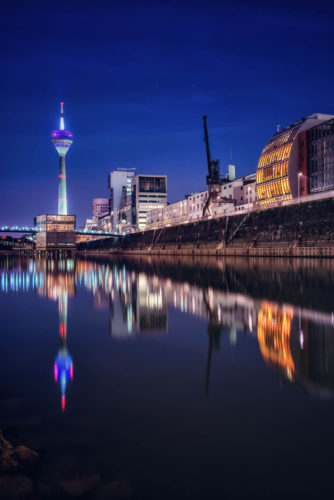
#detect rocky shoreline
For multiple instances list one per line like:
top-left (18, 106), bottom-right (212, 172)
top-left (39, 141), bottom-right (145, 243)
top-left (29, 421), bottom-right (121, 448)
top-left (0, 430), bottom-right (133, 499)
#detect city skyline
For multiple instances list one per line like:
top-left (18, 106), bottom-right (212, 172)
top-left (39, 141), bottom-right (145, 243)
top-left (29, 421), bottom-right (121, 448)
top-left (1, 0), bottom-right (334, 226)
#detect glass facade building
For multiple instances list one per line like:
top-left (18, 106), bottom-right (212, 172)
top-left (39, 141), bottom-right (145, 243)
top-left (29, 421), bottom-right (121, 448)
top-left (256, 127), bottom-right (298, 205)
top-left (256, 114), bottom-right (334, 205)
top-left (35, 214), bottom-right (76, 250)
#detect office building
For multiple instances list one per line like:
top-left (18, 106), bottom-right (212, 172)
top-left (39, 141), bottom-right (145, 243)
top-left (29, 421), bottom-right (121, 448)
top-left (108, 168), bottom-right (135, 231)
top-left (131, 174), bottom-right (167, 230)
top-left (93, 198), bottom-right (109, 220)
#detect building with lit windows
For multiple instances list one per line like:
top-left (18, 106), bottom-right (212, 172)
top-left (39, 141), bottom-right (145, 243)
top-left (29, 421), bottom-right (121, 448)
top-left (146, 174), bottom-right (256, 228)
top-left (256, 113), bottom-right (334, 206)
top-left (131, 175), bottom-right (167, 230)
top-left (35, 214), bottom-right (76, 250)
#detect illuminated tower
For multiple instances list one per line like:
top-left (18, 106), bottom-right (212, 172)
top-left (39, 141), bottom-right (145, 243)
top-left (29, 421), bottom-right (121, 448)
top-left (51, 102), bottom-right (73, 215)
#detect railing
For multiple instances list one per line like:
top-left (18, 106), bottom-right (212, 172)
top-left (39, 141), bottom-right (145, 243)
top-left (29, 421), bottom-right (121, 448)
top-left (0, 226), bottom-right (121, 237)
top-left (75, 229), bottom-right (121, 237)
top-left (0, 226), bottom-right (40, 233)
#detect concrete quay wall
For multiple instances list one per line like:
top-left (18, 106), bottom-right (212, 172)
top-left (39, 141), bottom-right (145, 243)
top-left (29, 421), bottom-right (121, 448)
top-left (116, 197), bottom-right (334, 258)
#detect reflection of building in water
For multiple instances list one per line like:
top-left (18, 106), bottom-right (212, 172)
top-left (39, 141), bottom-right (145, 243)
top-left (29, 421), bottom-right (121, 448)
top-left (75, 260), bottom-right (257, 340)
top-left (109, 268), bottom-right (168, 339)
top-left (54, 292), bottom-right (73, 411)
top-left (257, 301), bottom-right (295, 380)
top-left (136, 274), bottom-right (167, 333)
top-left (3, 257), bottom-right (334, 399)
top-left (257, 301), bottom-right (334, 397)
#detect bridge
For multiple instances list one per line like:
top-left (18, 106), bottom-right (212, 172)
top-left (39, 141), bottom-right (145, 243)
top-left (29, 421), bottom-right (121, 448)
top-left (0, 226), bottom-right (122, 237)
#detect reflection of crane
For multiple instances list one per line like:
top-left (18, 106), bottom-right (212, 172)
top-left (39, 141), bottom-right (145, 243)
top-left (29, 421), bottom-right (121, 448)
top-left (202, 116), bottom-right (235, 217)
top-left (202, 290), bottom-right (223, 396)
top-left (54, 292), bottom-right (73, 412)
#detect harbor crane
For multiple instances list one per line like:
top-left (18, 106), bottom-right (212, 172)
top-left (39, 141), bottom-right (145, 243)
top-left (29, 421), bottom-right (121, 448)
top-left (202, 116), bottom-right (235, 217)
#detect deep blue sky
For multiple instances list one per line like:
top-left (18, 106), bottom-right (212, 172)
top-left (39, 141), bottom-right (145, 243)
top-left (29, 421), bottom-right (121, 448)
top-left (1, 0), bottom-right (334, 226)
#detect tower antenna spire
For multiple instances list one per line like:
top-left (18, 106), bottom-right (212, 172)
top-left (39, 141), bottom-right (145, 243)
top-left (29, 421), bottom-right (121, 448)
top-left (60, 101), bottom-right (65, 130)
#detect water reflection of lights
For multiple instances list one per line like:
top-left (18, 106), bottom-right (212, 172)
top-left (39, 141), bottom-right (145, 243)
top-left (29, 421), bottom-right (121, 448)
top-left (2, 257), bottom-right (334, 398)
top-left (257, 301), bottom-right (295, 379)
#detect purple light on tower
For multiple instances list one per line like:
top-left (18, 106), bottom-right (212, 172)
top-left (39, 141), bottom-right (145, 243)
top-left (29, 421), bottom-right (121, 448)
top-left (51, 102), bottom-right (73, 215)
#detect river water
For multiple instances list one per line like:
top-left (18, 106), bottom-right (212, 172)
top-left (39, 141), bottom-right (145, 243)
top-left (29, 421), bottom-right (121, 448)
top-left (1, 254), bottom-right (334, 499)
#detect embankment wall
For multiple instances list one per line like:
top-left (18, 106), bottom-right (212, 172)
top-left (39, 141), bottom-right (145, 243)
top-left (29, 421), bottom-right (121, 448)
top-left (79, 197), bottom-right (334, 258)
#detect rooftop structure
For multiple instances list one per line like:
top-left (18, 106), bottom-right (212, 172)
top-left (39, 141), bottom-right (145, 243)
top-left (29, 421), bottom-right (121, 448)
top-left (51, 102), bottom-right (73, 215)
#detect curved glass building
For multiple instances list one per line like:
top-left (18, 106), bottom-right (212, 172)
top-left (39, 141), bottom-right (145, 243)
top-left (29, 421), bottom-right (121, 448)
top-left (256, 113), bottom-right (334, 206)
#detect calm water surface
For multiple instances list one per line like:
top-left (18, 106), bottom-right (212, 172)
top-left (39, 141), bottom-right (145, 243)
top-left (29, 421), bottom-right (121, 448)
top-left (1, 255), bottom-right (334, 499)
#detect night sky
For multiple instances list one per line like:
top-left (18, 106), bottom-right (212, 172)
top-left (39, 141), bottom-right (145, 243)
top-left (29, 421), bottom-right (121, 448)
top-left (1, 0), bottom-right (334, 226)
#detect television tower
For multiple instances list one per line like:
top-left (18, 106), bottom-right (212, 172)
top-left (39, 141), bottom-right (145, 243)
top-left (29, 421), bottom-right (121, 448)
top-left (51, 102), bottom-right (73, 215)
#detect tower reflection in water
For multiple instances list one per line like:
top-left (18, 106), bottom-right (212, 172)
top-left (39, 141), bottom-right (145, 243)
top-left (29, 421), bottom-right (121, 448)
top-left (54, 291), bottom-right (73, 412)
top-left (37, 258), bottom-right (75, 412)
top-left (1, 256), bottom-right (334, 400)
top-left (1, 258), bottom-right (77, 412)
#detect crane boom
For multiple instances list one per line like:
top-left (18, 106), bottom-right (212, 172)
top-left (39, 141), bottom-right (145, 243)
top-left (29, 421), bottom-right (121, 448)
top-left (203, 115), bottom-right (211, 173)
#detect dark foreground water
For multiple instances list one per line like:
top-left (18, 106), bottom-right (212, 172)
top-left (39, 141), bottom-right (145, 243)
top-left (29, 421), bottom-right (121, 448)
top-left (1, 254), bottom-right (334, 499)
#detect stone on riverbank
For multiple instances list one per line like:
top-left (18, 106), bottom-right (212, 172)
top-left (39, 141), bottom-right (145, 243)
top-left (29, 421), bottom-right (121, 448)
top-left (0, 431), bottom-right (38, 471)
top-left (0, 474), bottom-right (34, 498)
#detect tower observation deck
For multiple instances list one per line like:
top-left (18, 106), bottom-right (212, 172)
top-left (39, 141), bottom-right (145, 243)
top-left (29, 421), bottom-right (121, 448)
top-left (51, 102), bottom-right (73, 215)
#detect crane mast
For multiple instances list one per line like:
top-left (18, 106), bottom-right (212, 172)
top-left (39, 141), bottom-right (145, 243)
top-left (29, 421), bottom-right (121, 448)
top-left (202, 116), bottom-right (235, 217)
top-left (203, 116), bottom-right (221, 187)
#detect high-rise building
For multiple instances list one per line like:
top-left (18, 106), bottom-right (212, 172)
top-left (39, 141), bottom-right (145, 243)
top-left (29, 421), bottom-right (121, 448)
top-left (51, 102), bottom-right (73, 215)
top-left (131, 174), bottom-right (167, 230)
top-left (108, 168), bottom-right (135, 231)
top-left (93, 198), bottom-right (109, 220)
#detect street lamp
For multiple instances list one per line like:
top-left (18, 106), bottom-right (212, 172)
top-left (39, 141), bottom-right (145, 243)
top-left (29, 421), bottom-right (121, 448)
top-left (298, 172), bottom-right (303, 201)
